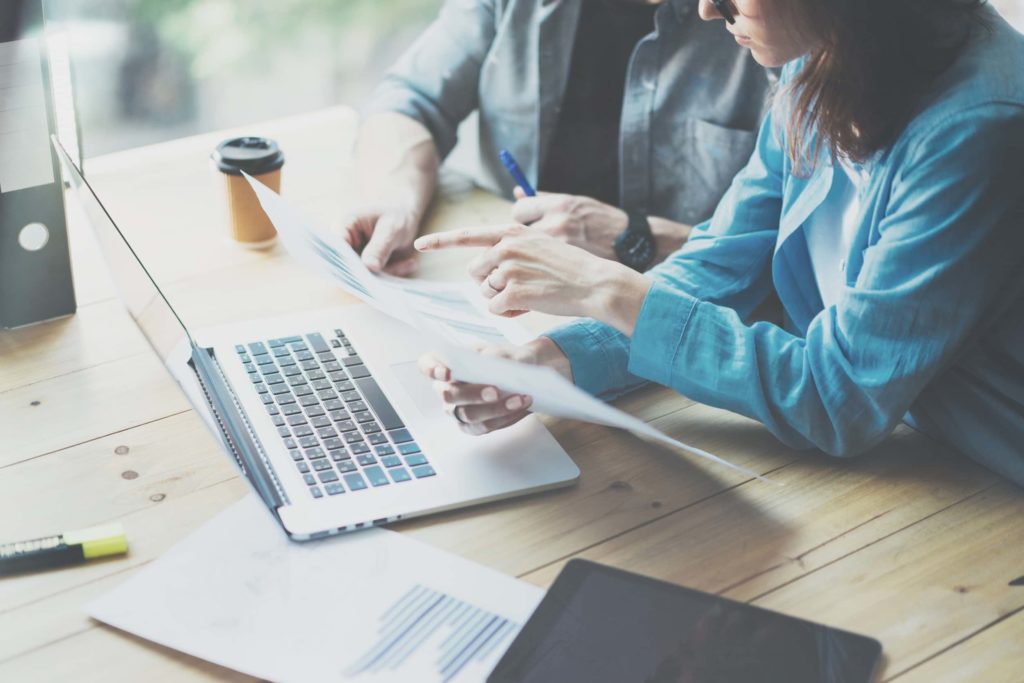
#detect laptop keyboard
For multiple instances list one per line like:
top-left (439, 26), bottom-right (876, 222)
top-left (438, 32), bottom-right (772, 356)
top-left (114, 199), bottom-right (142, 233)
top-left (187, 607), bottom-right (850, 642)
top-left (234, 329), bottom-right (435, 500)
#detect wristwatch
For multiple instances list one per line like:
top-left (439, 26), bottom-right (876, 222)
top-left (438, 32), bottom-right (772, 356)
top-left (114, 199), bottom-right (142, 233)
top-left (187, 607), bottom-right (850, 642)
top-left (613, 211), bottom-right (657, 272)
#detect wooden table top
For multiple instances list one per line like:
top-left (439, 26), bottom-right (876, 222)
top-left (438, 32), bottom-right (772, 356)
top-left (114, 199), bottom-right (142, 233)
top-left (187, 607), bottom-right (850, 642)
top-left (1, 107), bottom-right (1021, 682)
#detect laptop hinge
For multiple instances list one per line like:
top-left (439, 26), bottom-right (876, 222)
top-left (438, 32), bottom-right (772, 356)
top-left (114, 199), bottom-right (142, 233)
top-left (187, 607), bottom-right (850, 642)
top-left (188, 342), bottom-right (288, 511)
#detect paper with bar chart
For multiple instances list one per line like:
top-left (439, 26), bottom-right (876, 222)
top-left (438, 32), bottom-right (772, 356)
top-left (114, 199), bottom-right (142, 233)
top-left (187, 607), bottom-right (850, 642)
top-left (86, 495), bottom-right (543, 682)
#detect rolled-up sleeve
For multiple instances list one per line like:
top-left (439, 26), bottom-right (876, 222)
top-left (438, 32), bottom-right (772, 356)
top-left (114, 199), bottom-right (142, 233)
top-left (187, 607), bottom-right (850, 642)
top-left (363, 0), bottom-right (498, 158)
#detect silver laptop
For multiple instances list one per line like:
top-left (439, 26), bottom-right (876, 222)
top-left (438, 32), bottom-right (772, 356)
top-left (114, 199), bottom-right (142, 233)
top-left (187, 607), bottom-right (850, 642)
top-left (55, 139), bottom-right (579, 541)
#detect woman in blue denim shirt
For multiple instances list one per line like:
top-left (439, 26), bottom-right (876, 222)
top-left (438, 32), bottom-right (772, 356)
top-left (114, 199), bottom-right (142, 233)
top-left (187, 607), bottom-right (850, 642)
top-left (417, 0), bottom-right (1024, 486)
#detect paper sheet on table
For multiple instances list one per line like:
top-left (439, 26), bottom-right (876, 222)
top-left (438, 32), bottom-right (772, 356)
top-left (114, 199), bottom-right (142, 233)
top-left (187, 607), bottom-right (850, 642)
top-left (245, 174), bottom-right (529, 347)
top-left (86, 495), bottom-right (543, 683)
top-left (434, 340), bottom-right (773, 483)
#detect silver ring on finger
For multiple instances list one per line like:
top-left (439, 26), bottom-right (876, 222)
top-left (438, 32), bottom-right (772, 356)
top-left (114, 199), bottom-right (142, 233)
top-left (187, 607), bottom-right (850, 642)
top-left (453, 405), bottom-right (470, 425)
top-left (485, 272), bottom-right (503, 294)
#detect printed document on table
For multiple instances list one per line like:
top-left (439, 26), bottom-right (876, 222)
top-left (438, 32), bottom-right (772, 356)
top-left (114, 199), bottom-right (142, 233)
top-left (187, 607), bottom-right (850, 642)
top-left (245, 174), bottom-right (529, 348)
top-left (86, 495), bottom-right (543, 683)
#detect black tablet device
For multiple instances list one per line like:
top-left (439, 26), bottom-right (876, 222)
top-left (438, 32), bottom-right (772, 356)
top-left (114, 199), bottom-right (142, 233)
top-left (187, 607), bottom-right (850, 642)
top-left (489, 560), bottom-right (882, 683)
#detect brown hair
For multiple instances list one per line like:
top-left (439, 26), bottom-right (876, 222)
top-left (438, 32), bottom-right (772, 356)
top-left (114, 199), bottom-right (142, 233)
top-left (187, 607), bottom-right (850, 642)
top-left (784, 0), bottom-right (988, 172)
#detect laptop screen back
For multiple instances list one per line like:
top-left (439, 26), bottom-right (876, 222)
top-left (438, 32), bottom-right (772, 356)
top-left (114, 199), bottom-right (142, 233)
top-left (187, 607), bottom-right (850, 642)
top-left (53, 137), bottom-right (192, 365)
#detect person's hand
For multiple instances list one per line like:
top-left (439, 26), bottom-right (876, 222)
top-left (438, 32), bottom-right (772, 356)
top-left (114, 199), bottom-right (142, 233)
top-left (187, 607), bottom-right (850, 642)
top-left (338, 205), bottom-right (421, 276)
top-left (417, 337), bottom-right (571, 435)
top-left (511, 188), bottom-right (628, 261)
top-left (415, 224), bottom-right (652, 334)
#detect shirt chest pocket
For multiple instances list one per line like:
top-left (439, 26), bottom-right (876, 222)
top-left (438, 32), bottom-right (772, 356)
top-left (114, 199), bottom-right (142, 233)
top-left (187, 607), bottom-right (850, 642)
top-left (661, 117), bottom-right (757, 224)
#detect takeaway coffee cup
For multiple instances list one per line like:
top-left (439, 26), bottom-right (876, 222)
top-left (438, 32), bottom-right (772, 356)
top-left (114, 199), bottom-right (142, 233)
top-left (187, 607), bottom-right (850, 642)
top-left (211, 136), bottom-right (285, 249)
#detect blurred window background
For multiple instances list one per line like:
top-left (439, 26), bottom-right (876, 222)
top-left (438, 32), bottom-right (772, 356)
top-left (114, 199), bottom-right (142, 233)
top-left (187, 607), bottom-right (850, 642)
top-left (45, 0), bottom-right (442, 157)
top-left (43, 0), bottom-right (1024, 159)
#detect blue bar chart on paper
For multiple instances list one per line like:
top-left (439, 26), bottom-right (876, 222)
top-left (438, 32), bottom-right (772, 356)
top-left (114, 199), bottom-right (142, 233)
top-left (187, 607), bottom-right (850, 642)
top-left (345, 584), bottom-right (521, 682)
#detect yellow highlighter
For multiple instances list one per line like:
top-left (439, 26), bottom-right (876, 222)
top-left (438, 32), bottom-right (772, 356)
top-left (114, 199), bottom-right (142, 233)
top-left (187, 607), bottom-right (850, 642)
top-left (0, 523), bottom-right (128, 576)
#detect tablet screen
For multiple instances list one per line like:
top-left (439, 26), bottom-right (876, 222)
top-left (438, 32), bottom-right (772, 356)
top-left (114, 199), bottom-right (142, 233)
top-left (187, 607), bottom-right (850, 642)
top-left (490, 560), bottom-right (881, 683)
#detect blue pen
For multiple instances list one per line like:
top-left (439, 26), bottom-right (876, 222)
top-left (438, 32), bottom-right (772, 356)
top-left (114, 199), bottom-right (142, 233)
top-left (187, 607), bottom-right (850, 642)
top-left (499, 149), bottom-right (536, 197)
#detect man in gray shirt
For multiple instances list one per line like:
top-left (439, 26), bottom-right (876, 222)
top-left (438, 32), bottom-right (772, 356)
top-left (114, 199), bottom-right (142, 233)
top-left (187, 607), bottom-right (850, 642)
top-left (342, 0), bottom-right (774, 275)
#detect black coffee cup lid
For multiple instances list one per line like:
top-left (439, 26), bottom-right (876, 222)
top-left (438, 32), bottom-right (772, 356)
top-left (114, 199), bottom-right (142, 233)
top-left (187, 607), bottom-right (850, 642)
top-left (212, 137), bottom-right (285, 176)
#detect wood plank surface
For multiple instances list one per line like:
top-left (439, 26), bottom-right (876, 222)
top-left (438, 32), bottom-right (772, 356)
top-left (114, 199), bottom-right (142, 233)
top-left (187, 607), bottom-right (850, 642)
top-left (2, 105), bottom-right (1020, 681)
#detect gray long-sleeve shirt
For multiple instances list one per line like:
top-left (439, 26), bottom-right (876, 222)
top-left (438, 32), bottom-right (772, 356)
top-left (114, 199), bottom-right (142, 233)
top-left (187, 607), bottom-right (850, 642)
top-left (365, 0), bottom-right (776, 226)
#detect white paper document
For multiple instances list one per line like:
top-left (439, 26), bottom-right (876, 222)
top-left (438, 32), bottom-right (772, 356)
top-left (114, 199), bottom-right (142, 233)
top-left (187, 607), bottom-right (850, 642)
top-left (87, 496), bottom-right (543, 682)
top-left (247, 177), bottom-right (765, 482)
top-left (246, 175), bottom-right (529, 348)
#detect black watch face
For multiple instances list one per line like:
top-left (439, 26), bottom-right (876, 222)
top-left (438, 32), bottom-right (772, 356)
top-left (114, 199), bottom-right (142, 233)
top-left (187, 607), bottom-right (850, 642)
top-left (615, 230), bottom-right (656, 271)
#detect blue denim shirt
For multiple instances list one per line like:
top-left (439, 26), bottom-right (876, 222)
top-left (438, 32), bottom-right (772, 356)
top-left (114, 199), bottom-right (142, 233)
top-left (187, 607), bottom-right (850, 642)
top-left (547, 10), bottom-right (1024, 485)
top-left (365, 0), bottom-right (775, 226)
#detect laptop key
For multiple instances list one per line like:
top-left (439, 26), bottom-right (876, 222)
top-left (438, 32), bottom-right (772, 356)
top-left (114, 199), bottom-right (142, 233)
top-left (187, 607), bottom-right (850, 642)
top-left (299, 395), bottom-right (319, 407)
top-left (348, 400), bottom-right (368, 413)
top-left (337, 460), bottom-right (357, 473)
top-left (312, 379), bottom-right (332, 391)
top-left (317, 389), bottom-right (339, 402)
top-left (283, 364), bottom-right (302, 376)
top-left (311, 416), bottom-right (331, 429)
top-left (255, 383), bottom-right (269, 394)
top-left (277, 426), bottom-right (291, 438)
top-left (305, 447), bottom-right (326, 460)
top-left (350, 442), bottom-right (370, 455)
top-left (307, 333), bottom-right (331, 353)
top-left (270, 384), bottom-right (291, 396)
top-left (294, 385), bottom-right (314, 397)
top-left (304, 405), bottom-right (326, 418)
top-left (248, 342), bottom-right (268, 355)
top-left (312, 459), bottom-right (333, 472)
top-left (390, 467), bottom-right (412, 483)
top-left (389, 429), bottom-right (414, 444)
top-left (299, 435), bottom-right (319, 448)
top-left (248, 372), bottom-right (261, 384)
top-left (368, 433), bottom-right (388, 445)
top-left (308, 370), bottom-right (327, 381)
top-left (318, 470), bottom-right (339, 484)
top-left (293, 425), bottom-right (314, 438)
top-left (286, 414), bottom-right (308, 427)
top-left (284, 438), bottom-right (298, 450)
top-left (404, 454), bottom-right (428, 467)
top-left (268, 339), bottom-right (285, 349)
top-left (355, 375), bottom-right (408, 428)
top-left (362, 423), bottom-right (382, 435)
top-left (341, 390), bottom-right (361, 402)
top-left (331, 338), bottom-right (342, 348)
top-left (300, 360), bottom-right (319, 371)
top-left (411, 465), bottom-right (436, 479)
top-left (295, 351), bottom-right (314, 362)
top-left (310, 486), bottom-right (323, 499)
top-left (278, 356), bottom-right (297, 367)
top-left (282, 403), bottom-right (302, 416)
top-left (380, 455), bottom-right (402, 468)
top-left (273, 346), bottom-right (291, 357)
top-left (272, 415), bottom-right (286, 427)
top-left (375, 444), bottom-right (395, 456)
top-left (257, 355), bottom-right (276, 366)
top-left (356, 454), bottom-right (377, 467)
top-left (277, 392), bottom-right (297, 405)
top-left (324, 399), bottom-right (345, 411)
top-left (364, 466), bottom-right (389, 487)
top-left (335, 419), bottom-right (357, 432)
top-left (287, 375), bottom-right (307, 387)
top-left (325, 482), bottom-right (345, 496)
top-left (317, 426), bottom-right (338, 439)
top-left (355, 411), bottom-right (375, 424)
top-left (264, 373), bottom-right (284, 385)
top-left (303, 474), bottom-right (316, 486)
top-left (343, 473), bottom-right (368, 491)
top-left (323, 361), bottom-right (343, 372)
top-left (323, 437), bottom-right (345, 451)
top-left (329, 409), bottom-right (349, 422)
top-left (347, 365), bottom-right (371, 379)
top-left (334, 380), bottom-right (355, 392)
top-left (243, 362), bottom-right (257, 373)
top-left (261, 393), bottom-right (275, 405)
top-left (266, 403), bottom-right (280, 415)
top-left (289, 341), bottom-right (308, 352)
top-left (398, 442), bottom-right (421, 455)
top-left (342, 355), bottom-right (363, 367)
top-left (289, 449), bottom-right (303, 461)
top-left (329, 448), bottom-right (349, 461)
top-left (296, 461), bottom-right (310, 474)
top-left (235, 344), bottom-right (246, 354)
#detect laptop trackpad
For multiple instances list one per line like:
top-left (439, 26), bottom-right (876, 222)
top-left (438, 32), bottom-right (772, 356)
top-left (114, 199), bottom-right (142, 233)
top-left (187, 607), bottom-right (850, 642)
top-left (388, 361), bottom-right (446, 422)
